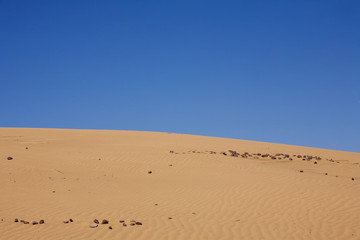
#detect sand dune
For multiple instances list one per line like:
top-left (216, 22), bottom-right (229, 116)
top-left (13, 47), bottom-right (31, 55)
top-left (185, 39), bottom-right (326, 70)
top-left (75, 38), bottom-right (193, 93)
top-left (0, 128), bottom-right (359, 240)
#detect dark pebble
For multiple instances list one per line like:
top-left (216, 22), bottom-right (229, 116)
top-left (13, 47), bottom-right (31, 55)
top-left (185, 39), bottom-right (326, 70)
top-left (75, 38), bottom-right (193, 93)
top-left (102, 219), bottom-right (109, 224)
top-left (39, 220), bottom-right (45, 224)
top-left (69, 219), bottom-right (73, 222)
top-left (123, 223), bottom-right (127, 227)
top-left (352, 178), bottom-right (355, 181)
top-left (32, 221), bottom-right (38, 225)
top-left (135, 222), bottom-right (142, 225)
top-left (119, 220), bottom-right (125, 223)
top-left (109, 226), bottom-right (112, 229)
top-left (94, 219), bottom-right (99, 224)
top-left (148, 171), bottom-right (152, 174)
top-left (7, 157), bottom-right (13, 160)
top-left (14, 218), bottom-right (19, 223)
top-left (299, 170), bottom-right (304, 173)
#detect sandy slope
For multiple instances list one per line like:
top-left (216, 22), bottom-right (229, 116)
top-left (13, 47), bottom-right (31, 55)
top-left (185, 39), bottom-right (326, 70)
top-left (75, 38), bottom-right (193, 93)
top-left (0, 128), bottom-right (359, 240)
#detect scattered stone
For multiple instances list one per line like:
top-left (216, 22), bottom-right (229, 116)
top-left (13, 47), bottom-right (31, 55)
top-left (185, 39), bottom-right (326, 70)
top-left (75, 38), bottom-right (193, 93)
top-left (26, 147), bottom-right (28, 149)
top-left (7, 157), bottom-right (13, 160)
top-left (168, 217), bottom-right (172, 220)
top-left (94, 219), bottom-right (99, 224)
top-left (314, 161), bottom-right (318, 164)
top-left (154, 203), bottom-right (158, 206)
top-left (123, 223), bottom-right (127, 227)
top-left (14, 218), bottom-right (19, 223)
top-left (32, 221), bottom-right (38, 225)
top-left (148, 171), bottom-right (152, 174)
top-left (52, 191), bottom-right (56, 193)
top-left (299, 170), bottom-right (304, 173)
top-left (170, 150), bottom-right (174, 153)
top-left (109, 226), bottom-right (112, 229)
top-left (63, 220), bottom-right (69, 224)
top-left (23, 221), bottom-right (29, 224)
top-left (135, 222), bottom-right (142, 225)
top-left (192, 212), bottom-right (196, 215)
top-left (119, 220), bottom-right (125, 223)
top-left (90, 223), bottom-right (98, 228)
top-left (229, 150), bottom-right (239, 157)
top-left (325, 173), bottom-right (328, 175)
top-left (297, 155), bottom-right (302, 158)
top-left (102, 219), bottom-right (109, 224)
top-left (69, 219), bottom-right (73, 222)
top-left (130, 223), bottom-right (135, 226)
top-left (352, 178), bottom-right (355, 181)
top-left (169, 164), bottom-right (173, 166)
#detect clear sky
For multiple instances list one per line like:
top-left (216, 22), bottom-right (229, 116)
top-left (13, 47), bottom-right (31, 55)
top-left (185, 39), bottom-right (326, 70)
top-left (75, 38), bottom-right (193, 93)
top-left (1, 0), bottom-right (359, 152)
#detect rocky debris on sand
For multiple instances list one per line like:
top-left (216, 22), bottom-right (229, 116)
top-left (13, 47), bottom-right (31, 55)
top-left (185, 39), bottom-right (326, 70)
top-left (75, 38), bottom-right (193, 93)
top-left (352, 178), bottom-right (355, 181)
top-left (94, 219), bottom-right (99, 224)
top-left (102, 219), bottom-right (109, 224)
top-left (299, 170), bottom-right (304, 173)
top-left (63, 220), bottom-right (69, 224)
top-left (39, 220), bottom-right (45, 224)
top-left (119, 220), bottom-right (125, 223)
top-left (69, 219), bottom-right (73, 222)
top-left (7, 157), bottom-right (13, 160)
top-left (123, 223), bottom-right (127, 227)
top-left (148, 171), bottom-right (152, 174)
top-left (14, 218), bottom-right (19, 223)
top-left (32, 221), bottom-right (38, 225)
top-left (109, 226), bottom-right (112, 229)
top-left (90, 223), bottom-right (98, 228)
top-left (135, 222), bottom-right (142, 225)
top-left (229, 150), bottom-right (239, 157)
top-left (23, 221), bottom-right (29, 224)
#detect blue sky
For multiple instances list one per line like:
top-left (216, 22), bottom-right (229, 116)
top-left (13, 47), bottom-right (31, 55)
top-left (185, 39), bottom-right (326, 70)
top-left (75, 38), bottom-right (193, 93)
top-left (1, 0), bottom-right (359, 152)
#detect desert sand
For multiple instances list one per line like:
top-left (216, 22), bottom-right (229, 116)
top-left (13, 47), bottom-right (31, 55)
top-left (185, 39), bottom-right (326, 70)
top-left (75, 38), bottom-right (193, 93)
top-left (0, 128), bottom-right (359, 240)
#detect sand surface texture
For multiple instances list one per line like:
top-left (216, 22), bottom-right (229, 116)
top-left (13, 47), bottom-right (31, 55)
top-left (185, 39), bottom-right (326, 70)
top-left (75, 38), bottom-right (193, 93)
top-left (0, 128), bottom-right (359, 240)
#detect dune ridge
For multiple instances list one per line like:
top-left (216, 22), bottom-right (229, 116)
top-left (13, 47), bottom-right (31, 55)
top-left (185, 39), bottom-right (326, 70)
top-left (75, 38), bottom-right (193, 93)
top-left (0, 128), bottom-right (359, 240)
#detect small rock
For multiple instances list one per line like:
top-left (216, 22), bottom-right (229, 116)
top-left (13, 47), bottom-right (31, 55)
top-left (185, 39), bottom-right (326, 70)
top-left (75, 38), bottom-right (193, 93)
top-left (94, 219), bottom-right (99, 224)
top-left (148, 171), bottom-right (152, 174)
top-left (299, 170), bottom-right (304, 173)
top-left (352, 178), bottom-right (355, 181)
top-left (168, 217), bottom-right (172, 220)
top-left (32, 221), bottom-right (38, 225)
top-left (123, 223), bottom-right (127, 227)
top-left (23, 221), bottom-right (29, 224)
top-left (63, 220), bottom-right (69, 224)
top-left (90, 223), bottom-right (98, 228)
top-left (39, 220), bottom-right (45, 224)
top-left (14, 218), bottom-right (19, 223)
top-left (109, 226), bottom-right (112, 229)
top-left (130, 223), bottom-right (135, 226)
top-left (7, 157), bottom-right (13, 160)
top-left (69, 219), bottom-right (73, 222)
top-left (26, 147), bottom-right (28, 149)
top-left (135, 222), bottom-right (142, 225)
top-left (102, 219), bottom-right (109, 224)
top-left (314, 161), bottom-right (318, 164)
top-left (325, 173), bottom-right (328, 175)
top-left (119, 220), bottom-right (125, 223)
top-left (52, 191), bottom-right (56, 193)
